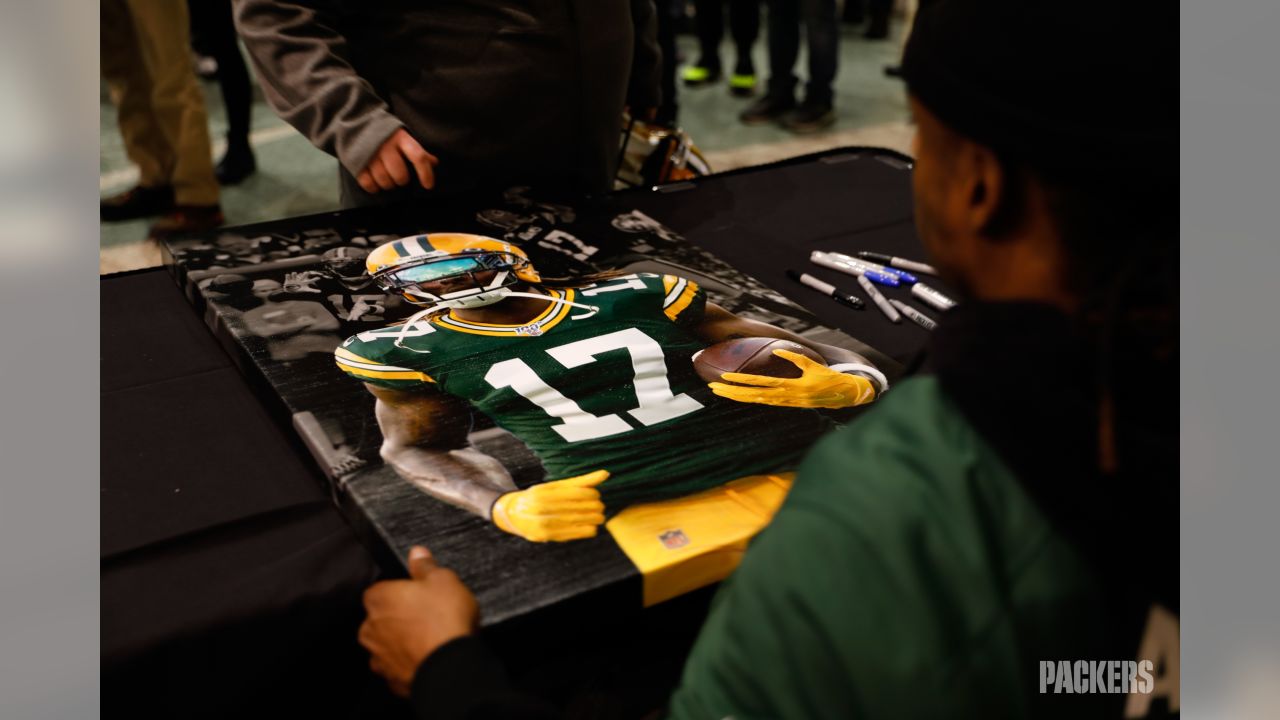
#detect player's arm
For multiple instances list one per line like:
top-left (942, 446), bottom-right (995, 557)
top-left (369, 383), bottom-right (609, 543)
top-left (692, 302), bottom-right (886, 408)
top-left (368, 383), bottom-right (516, 517)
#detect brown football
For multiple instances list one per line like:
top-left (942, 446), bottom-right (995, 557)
top-left (692, 337), bottom-right (825, 384)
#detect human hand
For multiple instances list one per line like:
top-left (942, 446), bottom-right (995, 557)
top-left (359, 546), bottom-right (479, 698)
top-left (348, 298), bottom-right (382, 321)
top-left (490, 470), bottom-right (609, 542)
top-left (357, 129), bottom-right (439, 194)
top-left (708, 349), bottom-right (879, 409)
top-left (282, 270), bottom-right (324, 294)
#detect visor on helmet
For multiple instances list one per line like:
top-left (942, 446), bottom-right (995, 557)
top-left (378, 253), bottom-right (522, 289)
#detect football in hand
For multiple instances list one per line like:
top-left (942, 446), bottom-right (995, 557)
top-left (692, 337), bottom-right (825, 384)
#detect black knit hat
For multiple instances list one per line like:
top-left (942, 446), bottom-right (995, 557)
top-left (901, 1), bottom-right (1176, 173)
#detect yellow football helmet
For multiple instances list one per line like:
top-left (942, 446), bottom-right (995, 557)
top-left (366, 233), bottom-right (542, 308)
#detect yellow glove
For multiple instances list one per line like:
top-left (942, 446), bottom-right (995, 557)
top-left (708, 349), bottom-right (881, 409)
top-left (490, 470), bottom-right (609, 542)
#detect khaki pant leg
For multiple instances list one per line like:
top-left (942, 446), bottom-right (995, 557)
top-left (124, 0), bottom-right (220, 205)
top-left (101, 0), bottom-right (172, 188)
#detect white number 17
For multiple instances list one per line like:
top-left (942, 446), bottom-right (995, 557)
top-left (483, 328), bottom-right (704, 442)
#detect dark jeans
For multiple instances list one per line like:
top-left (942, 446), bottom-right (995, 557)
top-left (187, 0), bottom-right (252, 147)
top-left (693, 0), bottom-right (762, 71)
top-left (655, 0), bottom-right (682, 124)
top-left (765, 0), bottom-right (838, 105)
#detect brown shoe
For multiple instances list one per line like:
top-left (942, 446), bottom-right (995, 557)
top-left (101, 184), bottom-right (174, 221)
top-left (148, 205), bottom-right (225, 241)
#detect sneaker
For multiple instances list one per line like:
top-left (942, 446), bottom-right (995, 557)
top-left (216, 144), bottom-right (257, 185)
top-left (739, 93), bottom-right (796, 125)
top-left (729, 72), bottom-right (757, 98)
top-left (682, 64), bottom-right (722, 87)
top-left (101, 184), bottom-right (175, 221)
top-left (782, 100), bottom-right (836, 134)
top-left (148, 205), bottom-right (225, 241)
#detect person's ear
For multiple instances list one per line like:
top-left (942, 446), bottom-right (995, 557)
top-left (966, 144), bottom-right (1007, 237)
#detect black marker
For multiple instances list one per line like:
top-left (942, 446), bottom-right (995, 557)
top-left (855, 251), bottom-right (939, 276)
top-left (786, 270), bottom-right (865, 310)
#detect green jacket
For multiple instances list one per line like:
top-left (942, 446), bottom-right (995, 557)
top-left (669, 375), bottom-right (1120, 718)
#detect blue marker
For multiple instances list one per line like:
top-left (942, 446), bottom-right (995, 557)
top-left (824, 251), bottom-right (919, 284)
top-left (810, 252), bottom-right (902, 287)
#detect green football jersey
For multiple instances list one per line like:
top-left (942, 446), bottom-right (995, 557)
top-left (335, 273), bottom-right (832, 511)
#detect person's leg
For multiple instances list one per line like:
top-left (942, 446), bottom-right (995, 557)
top-left (126, 0), bottom-right (224, 238)
top-left (102, 0), bottom-right (171, 189)
top-left (100, 0), bottom-right (177, 219)
top-left (802, 0), bottom-right (838, 107)
top-left (727, 0), bottom-right (760, 95)
top-left (740, 0), bottom-right (799, 122)
top-left (780, 0), bottom-right (837, 132)
top-left (126, 0), bottom-right (220, 209)
top-left (766, 0), bottom-right (800, 99)
top-left (842, 0), bottom-right (865, 24)
top-left (688, 0), bottom-right (725, 80)
top-left (655, 0), bottom-right (680, 124)
top-left (866, 0), bottom-right (892, 39)
top-left (192, 0), bottom-right (257, 183)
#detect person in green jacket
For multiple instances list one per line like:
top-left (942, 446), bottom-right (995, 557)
top-left (356, 1), bottom-right (1179, 717)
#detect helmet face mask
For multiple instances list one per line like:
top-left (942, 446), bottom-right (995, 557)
top-left (366, 234), bottom-right (541, 308)
top-left (322, 246), bottom-right (374, 291)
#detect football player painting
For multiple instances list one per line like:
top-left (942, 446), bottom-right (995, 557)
top-left (334, 234), bottom-right (885, 572)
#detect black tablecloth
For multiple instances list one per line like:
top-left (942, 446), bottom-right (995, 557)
top-left (624, 151), bottom-right (930, 365)
top-left (101, 269), bottom-right (386, 716)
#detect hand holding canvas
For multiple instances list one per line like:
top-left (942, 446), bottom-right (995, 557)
top-left (359, 546), bottom-right (478, 697)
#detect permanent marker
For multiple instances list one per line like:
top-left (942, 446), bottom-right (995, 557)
top-left (857, 274), bottom-right (901, 323)
top-left (785, 270), bottom-right (865, 310)
top-left (854, 251), bottom-right (939, 276)
top-left (823, 251), bottom-right (920, 284)
top-left (810, 251), bottom-right (902, 287)
top-left (890, 299), bottom-right (937, 330)
top-left (911, 282), bottom-right (957, 311)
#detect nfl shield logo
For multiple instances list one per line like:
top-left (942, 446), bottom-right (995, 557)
top-left (516, 324), bottom-right (543, 336)
top-left (659, 529), bottom-right (689, 549)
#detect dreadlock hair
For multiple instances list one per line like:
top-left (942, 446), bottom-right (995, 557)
top-left (995, 152), bottom-right (1178, 603)
top-left (994, 151), bottom-right (1177, 475)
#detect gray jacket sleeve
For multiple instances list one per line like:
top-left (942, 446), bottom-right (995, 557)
top-left (627, 0), bottom-right (663, 111)
top-left (232, 0), bottom-right (404, 176)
